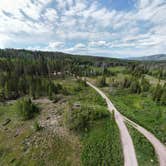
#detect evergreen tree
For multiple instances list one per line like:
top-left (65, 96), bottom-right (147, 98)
top-left (152, 83), bottom-right (163, 102)
top-left (99, 75), bottom-right (107, 87)
top-left (130, 79), bottom-right (141, 94)
top-left (141, 77), bottom-right (150, 92)
top-left (16, 97), bottom-right (38, 120)
top-left (160, 84), bottom-right (166, 105)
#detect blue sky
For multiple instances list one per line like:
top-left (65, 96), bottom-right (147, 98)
top-left (0, 0), bottom-right (165, 58)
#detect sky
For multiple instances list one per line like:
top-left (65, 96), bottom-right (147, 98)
top-left (0, 0), bottom-right (165, 58)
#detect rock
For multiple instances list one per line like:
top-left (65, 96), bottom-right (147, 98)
top-left (14, 130), bottom-right (19, 137)
top-left (73, 103), bottom-right (81, 109)
top-left (46, 117), bottom-right (50, 120)
top-left (60, 99), bottom-right (67, 104)
top-left (2, 118), bottom-right (11, 126)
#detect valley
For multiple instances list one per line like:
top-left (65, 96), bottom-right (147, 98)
top-left (0, 49), bottom-right (166, 166)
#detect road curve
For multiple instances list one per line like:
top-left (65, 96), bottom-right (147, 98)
top-left (87, 81), bottom-right (166, 166)
top-left (87, 81), bottom-right (138, 166)
top-left (124, 116), bottom-right (166, 166)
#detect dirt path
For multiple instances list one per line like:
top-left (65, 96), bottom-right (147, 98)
top-left (124, 116), bottom-right (166, 166)
top-left (87, 81), bottom-right (166, 166)
top-left (87, 82), bottom-right (138, 166)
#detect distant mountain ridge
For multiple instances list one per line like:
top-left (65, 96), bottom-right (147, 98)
top-left (129, 54), bottom-right (166, 61)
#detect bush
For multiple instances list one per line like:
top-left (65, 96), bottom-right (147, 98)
top-left (33, 121), bottom-right (41, 131)
top-left (81, 117), bottom-right (123, 166)
top-left (98, 76), bottom-right (107, 87)
top-left (130, 79), bottom-right (141, 94)
top-left (64, 104), bottom-right (109, 131)
top-left (141, 77), bottom-right (150, 92)
top-left (16, 97), bottom-right (39, 120)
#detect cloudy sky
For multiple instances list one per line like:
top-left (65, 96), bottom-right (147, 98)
top-left (0, 0), bottom-right (165, 58)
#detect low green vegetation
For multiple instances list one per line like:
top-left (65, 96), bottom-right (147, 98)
top-left (108, 89), bottom-right (166, 144)
top-left (64, 103), bottom-right (109, 131)
top-left (127, 125), bottom-right (158, 166)
top-left (93, 65), bottom-right (166, 144)
top-left (0, 92), bottom-right (80, 166)
top-left (0, 49), bottom-right (165, 165)
top-left (82, 117), bottom-right (123, 166)
top-left (64, 80), bottom-right (109, 132)
top-left (16, 97), bottom-right (39, 120)
top-left (64, 80), bottom-right (123, 165)
top-left (98, 75), bottom-right (107, 87)
top-left (33, 120), bottom-right (41, 131)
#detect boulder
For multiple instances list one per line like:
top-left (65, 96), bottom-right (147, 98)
top-left (2, 118), bottom-right (11, 126)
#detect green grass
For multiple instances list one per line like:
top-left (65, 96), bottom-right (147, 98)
top-left (81, 117), bottom-right (123, 166)
top-left (127, 125), bottom-right (158, 166)
top-left (107, 88), bottom-right (166, 144)
top-left (108, 66), bottom-right (126, 73)
top-left (64, 80), bottom-right (124, 165)
top-left (145, 74), bottom-right (166, 86)
top-left (0, 96), bottom-right (81, 165)
top-left (0, 78), bottom-right (124, 166)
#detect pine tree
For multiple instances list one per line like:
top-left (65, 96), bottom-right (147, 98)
top-left (130, 79), bottom-right (141, 94)
top-left (141, 77), bottom-right (150, 92)
top-left (160, 84), bottom-right (166, 105)
top-left (152, 84), bottom-right (163, 102)
top-left (99, 75), bottom-right (107, 87)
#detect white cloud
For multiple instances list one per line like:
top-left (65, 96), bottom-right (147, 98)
top-left (89, 41), bottom-right (111, 47)
top-left (0, 34), bottom-right (10, 48)
top-left (0, 0), bottom-right (165, 57)
top-left (43, 8), bottom-right (58, 22)
top-left (75, 43), bottom-right (86, 49)
top-left (47, 41), bottom-right (64, 49)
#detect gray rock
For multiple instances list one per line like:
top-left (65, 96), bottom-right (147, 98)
top-left (14, 130), bottom-right (19, 137)
top-left (2, 118), bottom-right (11, 126)
top-left (73, 102), bottom-right (81, 109)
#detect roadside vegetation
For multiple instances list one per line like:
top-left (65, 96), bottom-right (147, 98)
top-left (82, 117), bottom-right (123, 166)
top-left (0, 81), bottom-right (81, 165)
top-left (127, 125), bottom-right (158, 166)
top-left (93, 65), bottom-right (166, 144)
top-left (64, 80), bottom-right (123, 165)
top-left (16, 97), bottom-right (39, 120)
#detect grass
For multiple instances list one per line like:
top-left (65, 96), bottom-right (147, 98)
top-left (107, 88), bottom-right (166, 144)
top-left (81, 117), bottom-right (123, 166)
top-left (127, 125), bottom-right (158, 166)
top-left (0, 92), bottom-right (81, 165)
top-left (64, 79), bottom-right (124, 165)
top-left (108, 66), bottom-right (126, 73)
top-left (0, 78), bottom-right (123, 166)
top-left (145, 74), bottom-right (166, 86)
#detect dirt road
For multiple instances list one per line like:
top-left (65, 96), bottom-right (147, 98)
top-left (87, 82), bottom-right (138, 166)
top-left (87, 81), bottom-right (166, 166)
top-left (124, 116), bottom-right (166, 166)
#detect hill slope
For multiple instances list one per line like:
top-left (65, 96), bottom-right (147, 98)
top-left (129, 54), bottom-right (166, 61)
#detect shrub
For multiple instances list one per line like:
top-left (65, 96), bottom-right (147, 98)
top-left (33, 121), bottom-right (41, 131)
top-left (64, 104), bottom-right (109, 131)
top-left (16, 97), bottom-right (39, 120)
top-left (130, 79), bottom-right (141, 94)
top-left (141, 77), bottom-right (150, 92)
top-left (98, 76), bottom-right (107, 87)
top-left (81, 117), bottom-right (123, 166)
